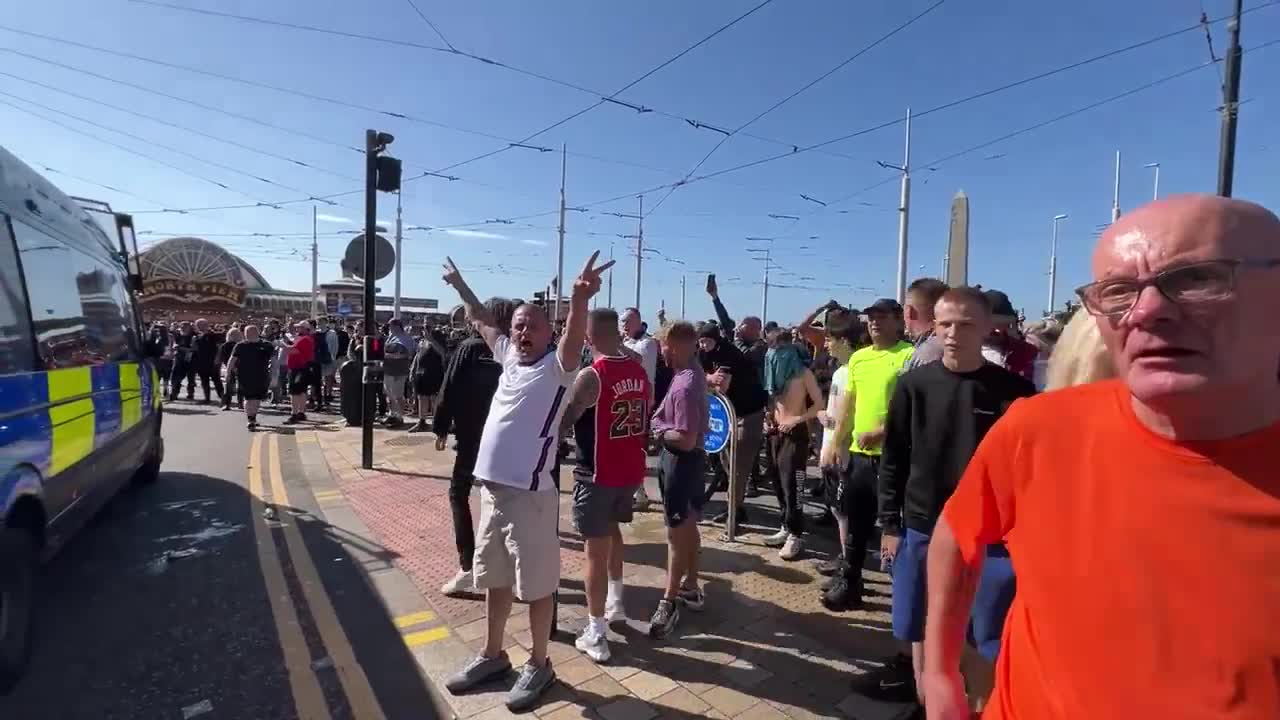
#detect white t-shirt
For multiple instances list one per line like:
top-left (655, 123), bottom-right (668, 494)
top-left (821, 364), bottom-right (851, 466)
top-left (473, 336), bottom-right (578, 492)
top-left (622, 334), bottom-right (659, 386)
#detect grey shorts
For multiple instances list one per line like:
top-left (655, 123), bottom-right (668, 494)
top-left (571, 477), bottom-right (635, 538)
top-left (383, 373), bottom-right (407, 399)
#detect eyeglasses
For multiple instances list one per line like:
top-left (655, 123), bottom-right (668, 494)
top-left (1075, 258), bottom-right (1280, 317)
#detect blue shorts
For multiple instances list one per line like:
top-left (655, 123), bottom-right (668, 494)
top-left (889, 529), bottom-right (1016, 662)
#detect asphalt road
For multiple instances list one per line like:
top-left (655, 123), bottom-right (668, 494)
top-left (0, 402), bottom-right (444, 720)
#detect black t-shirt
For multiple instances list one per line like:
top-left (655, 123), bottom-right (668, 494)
top-left (230, 340), bottom-right (276, 384)
top-left (878, 361), bottom-right (1036, 536)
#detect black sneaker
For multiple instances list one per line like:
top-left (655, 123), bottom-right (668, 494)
top-left (815, 558), bottom-right (842, 577)
top-left (296, 413), bottom-right (308, 422)
top-left (247, 419), bottom-right (258, 431)
top-left (648, 599), bottom-right (680, 639)
top-left (821, 576), bottom-right (864, 612)
top-left (849, 654), bottom-right (916, 702)
top-left (407, 420), bottom-right (429, 433)
top-left (676, 586), bottom-right (705, 612)
top-left (284, 414), bottom-right (301, 425)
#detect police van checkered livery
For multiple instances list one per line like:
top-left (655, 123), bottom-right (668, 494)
top-left (0, 146), bottom-right (164, 691)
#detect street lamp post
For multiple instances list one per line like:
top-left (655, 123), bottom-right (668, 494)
top-left (1048, 213), bottom-right (1068, 317)
top-left (1144, 162), bottom-right (1160, 201)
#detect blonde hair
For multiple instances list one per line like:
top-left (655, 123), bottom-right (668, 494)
top-left (1045, 310), bottom-right (1115, 390)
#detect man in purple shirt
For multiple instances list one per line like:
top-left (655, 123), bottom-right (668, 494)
top-left (647, 321), bottom-right (709, 639)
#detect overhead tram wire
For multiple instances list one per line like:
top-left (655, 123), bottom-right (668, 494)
top-left (644, 0), bottom-right (947, 217)
top-left (410, 0), bottom-right (779, 180)
top-left (403, 0), bottom-right (457, 52)
top-left (0, 47), bottom-right (819, 203)
top-left (744, 39), bottom-right (1280, 253)
top-left (122, 33), bottom-right (1280, 223)
top-left (5, 4), bottom-right (1269, 201)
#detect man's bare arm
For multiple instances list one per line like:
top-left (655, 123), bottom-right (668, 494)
top-left (822, 385), bottom-right (856, 466)
top-left (441, 257), bottom-right (501, 351)
top-left (800, 369), bottom-right (824, 422)
top-left (922, 518), bottom-right (983, 713)
top-left (557, 251), bottom-right (613, 373)
top-left (558, 368), bottom-right (600, 439)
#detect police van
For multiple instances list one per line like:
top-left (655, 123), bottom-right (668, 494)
top-left (0, 146), bottom-right (164, 691)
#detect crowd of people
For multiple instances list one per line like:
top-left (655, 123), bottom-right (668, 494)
top-left (425, 194), bottom-right (1280, 719)
top-left (160, 193), bottom-right (1280, 718)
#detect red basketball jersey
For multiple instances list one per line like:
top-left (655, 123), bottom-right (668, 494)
top-left (591, 354), bottom-right (650, 488)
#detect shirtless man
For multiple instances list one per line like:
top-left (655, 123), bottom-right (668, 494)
top-left (763, 330), bottom-right (824, 561)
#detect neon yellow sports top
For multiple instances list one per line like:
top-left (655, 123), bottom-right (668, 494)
top-left (845, 340), bottom-right (914, 455)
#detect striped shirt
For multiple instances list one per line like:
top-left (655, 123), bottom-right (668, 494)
top-left (473, 336), bottom-right (578, 492)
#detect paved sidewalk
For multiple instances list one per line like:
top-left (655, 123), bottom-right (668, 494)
top-left (303, 422), bottom-right (915, 720)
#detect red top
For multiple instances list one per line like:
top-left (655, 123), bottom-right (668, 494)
top-left (592, 355), bottom-right (650, 488)
top-left (286, 334), bottom-right (314, 370)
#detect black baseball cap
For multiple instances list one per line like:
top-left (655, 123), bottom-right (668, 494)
top-left (862, 298), bottom-right (903, 315)
top-left (983, 289), bottom-right (1017, 320)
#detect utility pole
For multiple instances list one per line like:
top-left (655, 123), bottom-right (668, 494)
top-left (761, 246), bottom-right (771, 324)
top-left (361, 129), bottom-right (400, 470)
top-left (1144, 162), bottom-right (1161, 201)
top-left (634, 195), bottom-right (643, 310)
top-left (1111, 150), bottom-right (1122, 223)
top-left (680, 273), bottom-right (686, 319)
top-left (1217, 0), bottom-right (1244, 197)
top-left (1049, 213), bottom-right (1068, 317)
top-left (879, 109), bottom-right (912, 303)
top-left (310, 204), bottom-right (319, 318)
top-left (555, 145), bottom-right (567, 325)
top-left (393, 191), bottom-right (403, 320)
top-left (607, 242), bottom-right (614, 308)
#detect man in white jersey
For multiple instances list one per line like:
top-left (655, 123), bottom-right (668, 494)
top-left (621, 307), bottom-right (660, 510)
top-left (443, 252), bottom-right (614, 712)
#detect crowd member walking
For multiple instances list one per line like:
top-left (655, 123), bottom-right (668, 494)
top-left (443, 252), bottom-right (610, 712)
top-left (218, 328), bottom-right (244, 411)
top-left (761, 332), bottom-right (824, 560)
top-left (382, 318), bottom-right (416, 428)
top-left (858, 287), bottom-right (1035, 714)
top-left (924, 195), bottom-right (1280, 719)
top-left (312, 317), bottom-right (338, 413)
top-left (408, 329), bottom-right (447, 433)
top-left (225, 325), bottom-right (276, 431)
top-left (620, 308), bottom-right (660, 510)
top-left (699, 275), bottom-right (768, 524)
top-left (822, 298), bottom-right (914, 608)
top-left (169, 321), bottom-right (197, 401)
top-left (433, 300), bottom-right (512, 596)
top-left (647, 321), bottom-right (709, 639)
top-left (283, 320), bottom-right (315, 425)
top-left (558, 308), bottom-right (651, 663)
top-left (192, 318), bottom-right (225, 404)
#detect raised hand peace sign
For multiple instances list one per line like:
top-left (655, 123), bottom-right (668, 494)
top-left (572, 251), bottom-right (616, 300)
top-left (442, 257), bottom-right (464, 288)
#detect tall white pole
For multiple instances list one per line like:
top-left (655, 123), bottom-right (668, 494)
top-left (680, 273), bottom-right (686, 319)
top-left (894, 108), bottom-right (912, 303)
top-left (1145, 162), bottom-right (1161, 201)
top-left (392, 192), bottom-right (403, 320)
top-left (634, 195), bottom-right (643, 310)
top-left (310, 204), bottom-right (319, 317)
top-left (761, 247), bottom-right (770, 324)
top-left (1048, 214), bottom-right (1067, 317)
top-left (1111, 150), bottom-right (1122, 223)
top-left (555, 144), bottom-right (567, 325)
top-left (607, 242), bottom-right (614, 307)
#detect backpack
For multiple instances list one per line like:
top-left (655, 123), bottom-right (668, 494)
top-left (335, 329), bottom-right (351, 358)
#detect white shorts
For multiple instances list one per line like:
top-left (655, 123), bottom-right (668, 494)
top-left (473, 482), bottom-right (560, 601)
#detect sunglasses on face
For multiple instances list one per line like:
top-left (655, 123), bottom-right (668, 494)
top-left (1075, 258), bottom-right (1280, 318)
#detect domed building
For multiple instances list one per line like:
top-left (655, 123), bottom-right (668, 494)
top-left (137, 236), bottom-right (312, 321)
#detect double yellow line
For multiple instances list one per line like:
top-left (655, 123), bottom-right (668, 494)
top-left (248, 433), bottom-right (386, 720)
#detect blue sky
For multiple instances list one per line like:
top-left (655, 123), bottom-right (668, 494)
top-left (3, 0), bottom-right (1277, 324)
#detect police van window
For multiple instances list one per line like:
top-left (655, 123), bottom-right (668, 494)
top-left (12, 220), bottom-right (132, 368)
top-left (0, 217), bottom-right (36, 374)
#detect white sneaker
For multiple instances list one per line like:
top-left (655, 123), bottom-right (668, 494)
top-left (604, 599), bottom-right (626, 624)
top-left (441, 569), bottom-right (478, 597)
top-left (575, 624), bottom-right (611, 663)
top-left (763, 528), bottom-right (790, 548)
top-left (779, 534), bottom-right (805, 561)
top-left (632, 489), bottom-right (651, 512)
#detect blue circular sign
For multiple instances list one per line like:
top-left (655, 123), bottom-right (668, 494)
top-left (704, 393), bottom-right (731, 454)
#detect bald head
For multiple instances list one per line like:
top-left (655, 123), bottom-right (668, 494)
top-left (1086, 194), bottom-right (1280, 437)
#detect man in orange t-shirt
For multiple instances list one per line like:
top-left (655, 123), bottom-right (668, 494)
top-left (922, 194), bottom-right (1280, 719)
